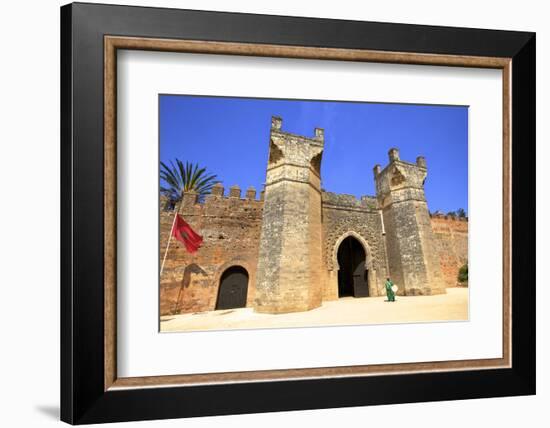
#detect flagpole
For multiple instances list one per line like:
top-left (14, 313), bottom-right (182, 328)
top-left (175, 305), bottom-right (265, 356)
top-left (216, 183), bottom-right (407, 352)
top-left (160, 206), bottom-right (178, 277)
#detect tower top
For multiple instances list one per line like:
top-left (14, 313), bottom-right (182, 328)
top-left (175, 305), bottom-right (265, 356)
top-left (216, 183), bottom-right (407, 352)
top-left (374, 148), bottom-right (429, 204)
top-left (266, 115), bottom-right (324, 183)
top-left (269, 115), bottom-right (324, 145)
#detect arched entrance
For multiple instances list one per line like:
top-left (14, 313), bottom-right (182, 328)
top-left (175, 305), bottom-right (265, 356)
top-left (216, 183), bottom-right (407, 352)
top-left (216, 266), bottom-right (249, 310)
top-left (337, 236), bottom-right (369, 298)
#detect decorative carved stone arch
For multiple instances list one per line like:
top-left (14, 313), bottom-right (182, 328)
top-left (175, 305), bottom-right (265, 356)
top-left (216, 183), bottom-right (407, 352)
top-left (390, 165), bottom-right (406, 187)
top-left (330, 231), bottom-right (371, 270)
top-left (331, 231), bottom-right (379, 297)
top-left (212, 259), bottom-right (256, 309)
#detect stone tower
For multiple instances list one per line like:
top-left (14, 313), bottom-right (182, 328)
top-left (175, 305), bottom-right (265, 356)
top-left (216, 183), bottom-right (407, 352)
top-left (374, 148), bottom-right (445, 295)
top-left (254, 116), bottom-right (324, 313)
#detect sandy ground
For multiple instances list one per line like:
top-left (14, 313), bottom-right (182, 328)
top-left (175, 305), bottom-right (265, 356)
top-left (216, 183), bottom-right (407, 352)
top-left (160, 287), bottom-right (469, 332)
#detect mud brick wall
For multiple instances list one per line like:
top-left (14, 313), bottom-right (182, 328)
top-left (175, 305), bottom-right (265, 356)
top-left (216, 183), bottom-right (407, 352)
top-left (159, 188), bottom-right (263, 316)
top-left (430, 215), bottom-right (468, 287)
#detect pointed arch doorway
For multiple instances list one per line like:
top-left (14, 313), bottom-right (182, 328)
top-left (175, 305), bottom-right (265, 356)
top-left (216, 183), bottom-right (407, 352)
top-left (337, 236), bottom-right (369, 298)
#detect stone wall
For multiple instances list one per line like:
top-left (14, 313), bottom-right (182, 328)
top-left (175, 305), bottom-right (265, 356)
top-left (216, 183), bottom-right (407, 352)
top-left (159, 192), bottom-right (468, 316)
top-left (430, 215), bottom-right (468, 287)
top-left (321, 192), bottom-right (387, 298)
top-left (374, 149), bottom-right (445, 295)
top-left (159, 187), bottom-right (263, 316)
top-left (254, 117), bottom-right (325, 313)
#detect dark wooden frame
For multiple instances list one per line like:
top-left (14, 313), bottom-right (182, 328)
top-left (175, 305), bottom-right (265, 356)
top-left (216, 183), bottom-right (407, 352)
top-left (61, 2), bottom-right (536, 424)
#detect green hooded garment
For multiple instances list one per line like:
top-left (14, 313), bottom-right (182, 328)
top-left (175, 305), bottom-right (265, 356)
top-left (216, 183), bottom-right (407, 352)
top-left (385, 279), bottom-right (396, 301)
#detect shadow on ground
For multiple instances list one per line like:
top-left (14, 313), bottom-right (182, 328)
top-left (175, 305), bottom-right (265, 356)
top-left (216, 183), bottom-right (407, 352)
top-left (35, 405), bottom-right (59, 420)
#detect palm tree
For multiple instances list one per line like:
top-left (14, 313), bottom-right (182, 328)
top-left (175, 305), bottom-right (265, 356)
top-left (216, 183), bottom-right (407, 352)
top-left (160, 159), bottom-right (218, 203)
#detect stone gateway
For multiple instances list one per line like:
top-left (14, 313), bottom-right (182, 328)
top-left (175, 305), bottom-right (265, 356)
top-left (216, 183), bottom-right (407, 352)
top-left (160, 116), bottom-right (468, 316)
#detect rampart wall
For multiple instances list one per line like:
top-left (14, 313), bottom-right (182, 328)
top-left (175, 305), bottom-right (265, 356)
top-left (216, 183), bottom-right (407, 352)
top-left (159, 187), bottom-right (263, 316)
top-left (159, 190), bottom-right (468, 315)
top-left (430, 215), bottom-right (468, 287)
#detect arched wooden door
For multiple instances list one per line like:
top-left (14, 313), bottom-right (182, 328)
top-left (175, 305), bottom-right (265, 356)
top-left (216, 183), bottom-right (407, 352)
top-left (216, 266), bottom-right (249, 310)
top-left (337, 236), bottom-right (369, 297)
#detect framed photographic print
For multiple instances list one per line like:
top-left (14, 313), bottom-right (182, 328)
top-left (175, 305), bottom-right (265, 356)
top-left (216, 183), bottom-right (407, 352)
top-left (60, 2), bottom-right (536, 424)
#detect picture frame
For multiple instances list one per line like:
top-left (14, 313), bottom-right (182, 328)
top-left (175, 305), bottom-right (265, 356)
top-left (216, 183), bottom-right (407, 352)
top-left (60, 2), bottom-right (535, 424)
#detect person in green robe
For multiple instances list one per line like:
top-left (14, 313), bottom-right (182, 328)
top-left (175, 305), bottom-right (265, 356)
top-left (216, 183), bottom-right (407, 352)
top-left (385, 277), bottom-right (396, 302)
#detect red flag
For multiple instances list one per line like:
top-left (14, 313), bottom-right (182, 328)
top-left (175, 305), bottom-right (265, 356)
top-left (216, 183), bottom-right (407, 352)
top-left (172, 214), bottom-right (203, 253)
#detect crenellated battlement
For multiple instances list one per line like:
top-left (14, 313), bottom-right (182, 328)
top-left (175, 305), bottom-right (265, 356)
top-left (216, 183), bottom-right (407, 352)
top-left (321, 191), bottom-right (378, 211)
top-left (160, 187), bottom-right (264, 224)
top-left (270, 115), bottom-right (324, 147)
top-left (430, 212), bottom-right (468, 222)
top-left (177, 187), bottom-right (264, 214)
top-left (207, 183), bottom-right (265, 202)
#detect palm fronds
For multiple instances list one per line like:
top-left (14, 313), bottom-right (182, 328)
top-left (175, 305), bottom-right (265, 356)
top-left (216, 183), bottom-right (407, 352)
top-left (160, 159), bottom-right (218, 203)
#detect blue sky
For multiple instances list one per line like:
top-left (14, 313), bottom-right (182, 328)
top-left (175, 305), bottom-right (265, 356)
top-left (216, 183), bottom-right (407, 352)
top-left (160, 95), bottom-right (468, 214)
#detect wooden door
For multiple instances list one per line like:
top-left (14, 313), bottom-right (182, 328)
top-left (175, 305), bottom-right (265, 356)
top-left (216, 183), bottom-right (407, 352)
top-left (216, 266), bottom-right (248, 310)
